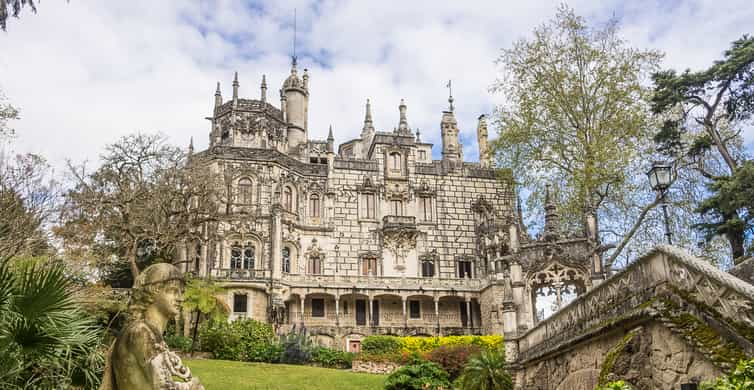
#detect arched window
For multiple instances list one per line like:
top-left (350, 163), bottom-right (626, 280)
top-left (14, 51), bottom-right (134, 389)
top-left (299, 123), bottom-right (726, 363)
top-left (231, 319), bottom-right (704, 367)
top-left (243, 243), bottom-right (255, 269)
top-left (390, 152), bottom-right (401, 170)
top-left (309, 194), bottom-right (320, 218)
top-left (238, 178), bottom-right (253, 204)
top-left (282, 247), bottom-right (291, 273)
top-left (421, 260), bottom-right (435, 277)
top-left (390, 199), bottom-right (403, 216)
top-left (283, 186), bottom-right (295, 211)
top-left (307, 256), bottom-right (322, 275)
top-left (230, 243), bottom-right (242, 269)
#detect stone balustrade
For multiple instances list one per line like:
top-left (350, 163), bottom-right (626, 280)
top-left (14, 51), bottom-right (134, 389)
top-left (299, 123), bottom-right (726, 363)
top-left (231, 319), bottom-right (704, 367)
top-left (282, 273), bottom-right (483, 291)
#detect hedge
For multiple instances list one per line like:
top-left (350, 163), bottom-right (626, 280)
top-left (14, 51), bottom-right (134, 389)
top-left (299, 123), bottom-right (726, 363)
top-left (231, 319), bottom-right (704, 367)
top-left (360, 335), bottom-right (503, 355)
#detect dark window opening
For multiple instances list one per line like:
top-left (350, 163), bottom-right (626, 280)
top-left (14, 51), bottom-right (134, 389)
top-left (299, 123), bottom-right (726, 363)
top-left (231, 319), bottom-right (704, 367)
top-left (458, 260), bottom-right (473, 278)
top-left (409, 300), bottom-right (421, 319)
top-left (233, 293), bottom-right (247, 313)
top-left (311, 298), bottom-right (325, 317)
top-left (421, 260), bottom-right (435, 278)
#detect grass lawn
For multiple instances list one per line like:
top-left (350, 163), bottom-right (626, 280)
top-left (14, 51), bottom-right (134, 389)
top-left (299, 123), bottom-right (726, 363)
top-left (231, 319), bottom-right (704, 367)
top-left (184, 359), bottom-right (386, 390)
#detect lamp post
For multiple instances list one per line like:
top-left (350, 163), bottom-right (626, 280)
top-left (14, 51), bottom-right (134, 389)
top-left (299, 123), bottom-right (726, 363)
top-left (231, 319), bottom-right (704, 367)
top-left (647, 161), bottom-right (675, 244)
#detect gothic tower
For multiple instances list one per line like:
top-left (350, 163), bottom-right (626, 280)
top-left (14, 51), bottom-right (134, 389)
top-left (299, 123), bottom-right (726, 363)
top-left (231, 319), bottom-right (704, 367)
top-left (282, 59), bottom-right (309, 152)
top-left (441, 95), bottom-right (461, 169)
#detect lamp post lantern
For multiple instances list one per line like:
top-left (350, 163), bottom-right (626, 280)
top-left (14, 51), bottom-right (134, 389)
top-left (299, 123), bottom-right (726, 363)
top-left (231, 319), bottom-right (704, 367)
top-left (647, 161), bottom-right (675, 244)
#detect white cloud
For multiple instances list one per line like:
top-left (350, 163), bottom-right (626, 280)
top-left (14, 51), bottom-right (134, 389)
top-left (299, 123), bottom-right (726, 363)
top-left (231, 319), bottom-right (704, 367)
top-left (0, 0), bottom-right (751, 170)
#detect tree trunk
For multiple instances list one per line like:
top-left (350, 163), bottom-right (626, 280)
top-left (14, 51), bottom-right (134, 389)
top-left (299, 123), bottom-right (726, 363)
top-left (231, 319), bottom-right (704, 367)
top-left (128, 240), bottom-right (140, 280)
top-left (605, 195), bottom-right (662, 269)
top-left (723, 210), bottom-right (746, 263)
top-left (190, 309), bottom-right (201, 356)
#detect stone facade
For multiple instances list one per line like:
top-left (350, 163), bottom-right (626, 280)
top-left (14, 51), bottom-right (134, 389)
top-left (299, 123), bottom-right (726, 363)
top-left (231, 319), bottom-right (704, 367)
top-left (181, 62), bottom-right (603, 351)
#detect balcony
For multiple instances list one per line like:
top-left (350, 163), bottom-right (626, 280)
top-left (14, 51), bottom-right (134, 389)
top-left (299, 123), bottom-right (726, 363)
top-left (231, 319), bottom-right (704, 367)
top-left (382, 215), bottom-right (416, 229)
top-left (211, 268), bottom-right (270, 281)
top-left (281, 273), bottom-right (483, 291)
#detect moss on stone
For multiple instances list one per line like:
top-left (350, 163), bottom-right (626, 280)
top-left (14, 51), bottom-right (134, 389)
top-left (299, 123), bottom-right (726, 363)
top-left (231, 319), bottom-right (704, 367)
top-left (598, 328), bottom-right (641, 387)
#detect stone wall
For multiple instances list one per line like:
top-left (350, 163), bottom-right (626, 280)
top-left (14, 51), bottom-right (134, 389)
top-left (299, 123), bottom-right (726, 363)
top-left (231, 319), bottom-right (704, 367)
top-left (516, 323), bottom-right (721, 390)
top-left (352, 360), bottom-right (401, 375)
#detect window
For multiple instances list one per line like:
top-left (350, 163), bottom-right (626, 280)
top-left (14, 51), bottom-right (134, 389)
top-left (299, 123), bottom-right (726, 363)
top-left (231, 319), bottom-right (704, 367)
top-left (390, 200), bottom-right (403, 216)
top-left (311, 298), bottom-right (325, 317)
top-left (458, 260), bottom-right (473, 279)
top-left (194, 241), bottom-right (201, 273)
top-left (409, 300), bottom-right (421, 319)
top-left (309, 194), bottom-right (320, 218)
top-left (233, 293), bottom-right (248, 313)
top-left (282, 247), bottom-right (291, 273)
top-left (343, 301), bottom-right (349, 314)
top-left (419, 197), bottom-right (432, 221)
top-left (361, 193), bottom-right (376, 219)
top-left (238, 178), bottom-right (253, 204)
top-left (230, 244), bottom-right (242, 269)
top-left (390, 152), bottom-right (401, 170)
top-left (418, 150), bottom-right (427, 160)
top-left (284, 186), bottom-right (294, 211)
top-left (361, 257), bottom-right (378, 276)
top-left (307, 256), bottom-right (322, 275)
top-left (243, 244), bottom-right (255, 269)
top-left (421, 259), bottom-right (435, 277)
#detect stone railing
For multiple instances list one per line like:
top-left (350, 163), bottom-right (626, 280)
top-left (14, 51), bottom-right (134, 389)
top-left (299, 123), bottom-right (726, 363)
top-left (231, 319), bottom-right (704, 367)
top-left (282, 273), bottom-right (483, 291)
top-left (383, 215), bottom-right (416, 228)
top-left (211, 268), bottom-right (271, 281)
top-left (516, 245), bottom-right (754, 363)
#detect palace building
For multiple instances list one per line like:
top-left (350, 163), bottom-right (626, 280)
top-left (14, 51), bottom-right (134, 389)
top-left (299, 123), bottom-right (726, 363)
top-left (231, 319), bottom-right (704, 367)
top-left (183, 59), bottom-right (606, 353)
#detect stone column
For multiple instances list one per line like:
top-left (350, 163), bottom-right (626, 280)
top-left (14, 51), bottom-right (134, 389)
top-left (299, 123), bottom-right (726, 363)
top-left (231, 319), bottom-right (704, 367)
top-left (368, 295), bottom-right (374, 327)
top-left (401, 296), bottom-right (407, 328)
top-left (272, 206), bottom-right (283, 280)
top-left (433, 296), bottom-right (440, 335)
top-left (465, 297), bottom-right (473, 328)
top-left (509, 225), bottom-right (519, 253)
top-left (300, 295), bottom-right (306, 327)
top-left (335, 294), bottom-right (340, 326)
top-left (510, 261), bottom-right (527, 331)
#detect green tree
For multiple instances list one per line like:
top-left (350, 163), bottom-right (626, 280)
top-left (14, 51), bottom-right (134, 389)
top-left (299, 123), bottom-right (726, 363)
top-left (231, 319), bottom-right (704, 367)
top-left (0, 258), bottom-right (103, 389)
top-left (492, 5), bottom-right (662, 266)
top-left (457, 348), bottom-right (513, 390)
top-left (182, 276), bottom-right (227, 353)
top-left (651, 35), bottom-right (754, 263)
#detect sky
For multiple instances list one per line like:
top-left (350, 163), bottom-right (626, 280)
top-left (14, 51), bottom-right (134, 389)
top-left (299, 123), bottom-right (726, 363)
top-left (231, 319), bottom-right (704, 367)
top-left (0, 0), bottom-right (752, 172)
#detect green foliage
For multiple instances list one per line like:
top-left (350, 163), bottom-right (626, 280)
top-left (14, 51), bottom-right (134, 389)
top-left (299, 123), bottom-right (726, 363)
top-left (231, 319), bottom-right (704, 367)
top-left (279, 326), bottom-right (315, 365)
top-left (492, 4), bottom-right (661, 229)
top-left (362, 335), bottom-right (402, 354)
top-left (696, 161), bottom-right (754, 262)
top-left (182, 277), bottom-right (227, 322)
top-left (700, 358), bottom-right (754, 389)
top-left (165, 334), bottom-right (193, 353)
top-left (199, 318), bottom-right (277, 362)
top-left (0, 259), bottom-right (104, 389)
top-left (596, 381), bottom-right (632, 390)
top-left (426, 344), bottom-right (482, 381)
top-left (384, 358), bottom-right (451, 390)
top-left (457, 348), bottom-right (513, 390)
top-left (310, 346), bottom-right (354, 369)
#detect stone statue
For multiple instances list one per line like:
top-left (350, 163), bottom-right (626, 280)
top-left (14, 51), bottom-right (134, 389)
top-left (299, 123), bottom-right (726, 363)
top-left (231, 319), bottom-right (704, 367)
top-left (100, 263), bottom-right (204, 390)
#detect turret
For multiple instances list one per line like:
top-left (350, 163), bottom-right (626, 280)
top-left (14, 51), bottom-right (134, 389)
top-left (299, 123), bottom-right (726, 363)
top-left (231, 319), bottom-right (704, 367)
top-left (232, 71), bottom-right (239, 108)
top-left (396, 99), bottom-right (411, 135)
top-left (282, 59), bottom-right (309, 151)
top-left (361, 98), bottom-right (375, 138)
top-left (260, 75), bottom-right (267, 103)
top-left (440, 96), bottom-right (461, 166)
top-left (477, 114), bottom-right (491, 168)
top-left (543, 184), bottom-right (560, 241)
top-left (214, 82), bottom-right (222, 109)
top-left (326, 125), bottom-right (334, 153)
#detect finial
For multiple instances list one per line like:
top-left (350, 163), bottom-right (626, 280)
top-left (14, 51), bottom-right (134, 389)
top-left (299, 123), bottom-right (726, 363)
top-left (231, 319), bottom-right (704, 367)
top-left (327, 125), bottom-right (334, 153)
top-left (365, 98), bottom-right (373, 121)
top-left (446, 80), bottom-right (454, 112)
top-left (398, 99), bottom-right (409, 133)
top-left (214, 82), bottom-right (222, 108)
top-left (327, 125), bottom-right (334, 140)
top-left (544, 183), bottom-right (559, 241)
top-left (234, 71), bottom-right (239, 84)
top-left (189, 137), bottom-right (194, 151)
top-left (215, 82), bottom-right (221, 95)
top-left (232, 71), bottom-right (239, 105)
top-left (302, 68), bottom-right (309, 89)
top-left (362, 98), bottom-right (375, 136)
top-left (415, 128), bottom-right (421, 142)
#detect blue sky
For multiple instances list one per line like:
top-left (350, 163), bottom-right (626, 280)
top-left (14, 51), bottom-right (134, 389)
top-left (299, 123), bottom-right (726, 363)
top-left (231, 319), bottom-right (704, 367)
top-left (0, 0), bottom-right (752, 170)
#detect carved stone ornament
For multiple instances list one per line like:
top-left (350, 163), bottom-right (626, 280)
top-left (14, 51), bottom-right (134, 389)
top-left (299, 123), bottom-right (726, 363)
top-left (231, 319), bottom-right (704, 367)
top-left (100, 263), bottom-right (204, 390)
top-left (383, 229), bottom-right (418, 271)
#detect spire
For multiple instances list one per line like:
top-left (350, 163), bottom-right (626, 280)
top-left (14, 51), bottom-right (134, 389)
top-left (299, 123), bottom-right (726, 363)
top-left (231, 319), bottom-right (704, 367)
top-left (477, 114), bottom-right (491, 168)
top-left (446, 80), bottom-right (454, 112)
top-left (327, 125), bottom-right (334, 153)
top-left (415, 128), bottom-right (421, 142)
top-left (302, 68), bottom-right (309, 90)
top-left (261, 74), bottom-right (267, 103)
top-left (544, 184), bottom-right (560, 241)
top-left (188, 137), bottom-right (194, 155)
top-left (232, 71), bottom-right (239, 107)
top-left (214, 82), bottom-right (222, 109)
top-left (397, 99), bottom-right (410, 134)
top-left (361, 98), bottom-right (375, 136)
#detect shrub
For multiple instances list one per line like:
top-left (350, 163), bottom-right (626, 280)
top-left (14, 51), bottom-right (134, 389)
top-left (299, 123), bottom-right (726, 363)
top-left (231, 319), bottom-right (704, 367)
top-left (596, 381), bottom-right (632, 390)
top-left (198, 318), bottom-right (276, 362)
top-left (165, 334), bottom-right (193, 353)
top-left (384, 359), bottom-right (451, 390)
top-left (700, 358), bottom-right (754, 389)
top-left (311, 347), bottom-right (354, 368)
top-left (279, 326), bottom-right (315, 365)
top-left (361, 335), bottom-right (402, 354)
top-left (458, 348), bottom-right (513, 390)
top-left (426, 344), bottom-right (482, 381)
top-left (198, 320), bottom-right (242, 360)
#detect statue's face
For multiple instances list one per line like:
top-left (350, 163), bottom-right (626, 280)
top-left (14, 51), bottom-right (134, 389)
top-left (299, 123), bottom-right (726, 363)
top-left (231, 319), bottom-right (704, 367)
top-left (154, 283), bottom-right (182, 318)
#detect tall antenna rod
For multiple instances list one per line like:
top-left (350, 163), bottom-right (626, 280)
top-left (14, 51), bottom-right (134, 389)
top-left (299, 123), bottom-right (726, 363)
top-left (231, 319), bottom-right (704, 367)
top-left (292, 8), bottom-right (297, 66)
